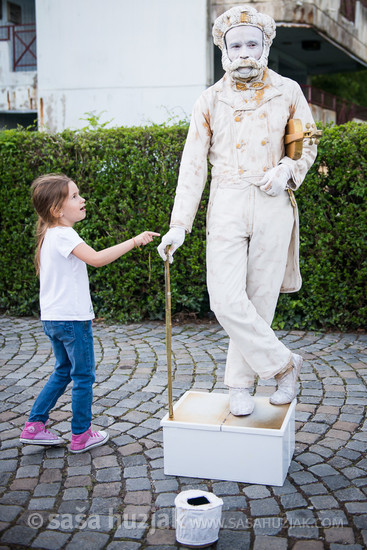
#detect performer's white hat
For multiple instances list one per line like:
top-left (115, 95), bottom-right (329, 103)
top-left (212, 5), bottom-right (276, 82)
top-left (212, 5), bottom-right (276, 50)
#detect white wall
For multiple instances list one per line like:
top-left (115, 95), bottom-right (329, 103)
top-left (309, 104), bottom-right (336, 124)
top-left (0, 42), bottom-right (37, 112)
top-left (36, 0), bottom-right (208, 131)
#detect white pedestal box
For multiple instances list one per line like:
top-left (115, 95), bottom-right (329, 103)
top-left (161, 391), bottom-right (296, 486)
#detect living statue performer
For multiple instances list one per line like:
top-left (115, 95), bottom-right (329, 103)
top-left (157, 5), bottom-right (317, 416)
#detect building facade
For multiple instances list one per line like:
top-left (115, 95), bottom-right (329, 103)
top-left (0, 0), bottom-right (37, 128)
top-left (0, 0), bottom-right (366, 131)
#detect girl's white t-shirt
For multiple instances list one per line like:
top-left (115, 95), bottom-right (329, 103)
top-left (40, 226), bottom-right (95, 321)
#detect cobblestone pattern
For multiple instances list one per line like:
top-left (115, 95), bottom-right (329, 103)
top-left (0, 316), bottom-right (366, 549)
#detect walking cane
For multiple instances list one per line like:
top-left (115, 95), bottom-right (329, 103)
top-left (165, 246), bottom-right (174, 420)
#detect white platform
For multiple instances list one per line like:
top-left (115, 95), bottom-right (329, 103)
top-left (161, 391), bottom-right (296, 486)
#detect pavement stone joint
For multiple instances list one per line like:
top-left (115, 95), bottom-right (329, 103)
top-left (0, 316), bottom-right (366, 549)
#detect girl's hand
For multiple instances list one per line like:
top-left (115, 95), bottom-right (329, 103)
top-left (134, 231), bottom-right (160, 247)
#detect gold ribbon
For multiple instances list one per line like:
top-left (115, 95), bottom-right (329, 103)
top-left (236, 80), bottom-right (266, 91)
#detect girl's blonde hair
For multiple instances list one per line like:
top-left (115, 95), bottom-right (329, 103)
top-left (31, 173), bottom-right (72, 274)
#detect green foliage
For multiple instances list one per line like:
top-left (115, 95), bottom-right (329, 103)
top-left (312, 70), bottom-right (367, 106)
top-left (78, 111), bottom-right (114, 131)
top-left (0, 122), bottom-right (366, 330)
top-left (273, 122), bottom-right (367, 330)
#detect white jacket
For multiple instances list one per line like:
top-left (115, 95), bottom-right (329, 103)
top-left (170, 69), bottom-right (318, 292)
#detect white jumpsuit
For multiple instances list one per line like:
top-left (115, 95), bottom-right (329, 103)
top-left (170, 69), bottom-right (317, 388)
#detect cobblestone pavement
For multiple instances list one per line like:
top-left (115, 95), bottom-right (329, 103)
top-left (0, 316), bottom-right (366, 550)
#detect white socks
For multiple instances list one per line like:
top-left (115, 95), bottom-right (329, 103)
top-left (228, 353), bottom-right (302, 414)
top-left (229, 387), bottom-right (255, 416)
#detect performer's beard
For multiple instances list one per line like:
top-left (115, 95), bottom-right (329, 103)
top-left (222, 47), bottom-right (269, 83)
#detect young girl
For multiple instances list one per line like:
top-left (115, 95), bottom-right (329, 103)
top-left (20, 173), bottom-right (159, 453)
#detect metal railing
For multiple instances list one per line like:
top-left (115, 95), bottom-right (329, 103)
top-left (301, 84), bottom-right (367, 124)
top-left (0, 23), bottom-right (36, 71)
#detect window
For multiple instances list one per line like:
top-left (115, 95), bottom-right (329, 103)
top-left (7, 2), bottom-right (21, 25)
top-left (340, 0), bottom-right (356, 22)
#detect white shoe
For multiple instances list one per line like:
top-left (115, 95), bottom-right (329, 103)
top-left (229, 387), bottom-right (255, 416)
top-left (270, 353), bottom-right (303, 405)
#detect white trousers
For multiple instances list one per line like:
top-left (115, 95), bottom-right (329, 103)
top-left (206, 182), bottom-right (294, 388)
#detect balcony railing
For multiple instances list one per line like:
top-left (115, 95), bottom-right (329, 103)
top-left (0, 23), bottom-right (36, 71)
top-left (301, 84), bottom-right (367, 124)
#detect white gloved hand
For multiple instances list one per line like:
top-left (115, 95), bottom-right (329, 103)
top-left (259, 164), bottom-right (292, 197)
top-left (157, 226), bottom-right (186, 263)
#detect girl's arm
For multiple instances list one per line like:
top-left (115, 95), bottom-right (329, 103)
top-left (72, 231), bottom-right (160, 268)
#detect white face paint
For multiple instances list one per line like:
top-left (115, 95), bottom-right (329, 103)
top-left (225, 25), bottom-right (263, 76)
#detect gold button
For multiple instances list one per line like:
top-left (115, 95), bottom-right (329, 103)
top-left (239, 168), bottom-right (244, 175)
top-left (236, 143), bottom-right (241, 149)
top-left (235, 116), bottom-right (241, 122)
top-left (263, 166), bottom-right (268, 172)
top-left (261, 139), bottom-right (267, 145)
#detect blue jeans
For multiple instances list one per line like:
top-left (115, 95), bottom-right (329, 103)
top-left (29, 320), bottom-right (96, 434)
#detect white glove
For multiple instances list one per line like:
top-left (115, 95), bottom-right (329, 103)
top-left (259, 164), bottom-right (292, 197)
top-left (157, 226), bottom-right (186, 263)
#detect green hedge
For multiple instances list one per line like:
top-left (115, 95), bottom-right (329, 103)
top-left (0, 121), bottom-right (366, 330)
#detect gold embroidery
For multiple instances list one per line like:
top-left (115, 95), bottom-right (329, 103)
top-left (235, 81), bottom-right (266, 91)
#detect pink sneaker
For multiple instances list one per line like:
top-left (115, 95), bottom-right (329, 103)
top-left (20, 421), bottom-right (64, 445)
top-left (70, 428), bottom-right (109, 454)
